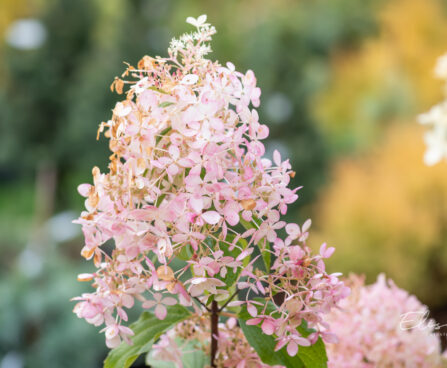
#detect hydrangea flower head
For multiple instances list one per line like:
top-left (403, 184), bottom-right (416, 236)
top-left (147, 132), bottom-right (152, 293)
top-left (72, 15), bottom-right (348, 354)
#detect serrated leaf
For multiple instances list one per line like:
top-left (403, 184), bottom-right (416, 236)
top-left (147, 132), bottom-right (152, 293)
top-left (238, 308), bottom-right (327, 368)
top-left (104, 305), bottom-right (191, 368)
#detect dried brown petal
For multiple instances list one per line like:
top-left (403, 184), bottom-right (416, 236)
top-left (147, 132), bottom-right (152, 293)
top-left (138, 55), bottom-right (156, 70)
top-left (137, 158), bottom-right (146, 172)
top-left (92, 166), bottom-right (100, 179)
top-left (93, 253), bottom-right (101, 267)
top-left (77, 273), bottom-right (94, 282)
top-left (81, 246), bottom-right (95, 260)
top-left (241, 199), bottom-right (256, 211)
top-left (88, 192), bottom-right (99, 208)
top-left (156, 265), bottom-right (175, 281)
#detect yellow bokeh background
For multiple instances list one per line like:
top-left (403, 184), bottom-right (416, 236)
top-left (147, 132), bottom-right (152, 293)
top-left (311, 0), bottom-right (447, 307)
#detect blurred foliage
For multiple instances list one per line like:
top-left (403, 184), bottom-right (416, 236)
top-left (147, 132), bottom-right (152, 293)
top-left (312, 124), bottom-right (447, 307)
top-left (313, 0), bottom-right (447, 154)
top-left (0, 0), bottom-right (29, 60)
top-left (0, 253), bottom-right (108, 368)
top-left (0, 0), bottom-right (378, 209)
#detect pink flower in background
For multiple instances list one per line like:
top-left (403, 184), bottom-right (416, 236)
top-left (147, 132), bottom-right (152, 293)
top-left (326, 274), bottom-right (446, 367)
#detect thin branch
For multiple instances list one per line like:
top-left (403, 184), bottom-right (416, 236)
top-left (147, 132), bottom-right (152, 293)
top-left (218, 290), bottom-right (238, 312)
top-left (193, 296), bottom-right (211, 312)
top-left (220, 311), bottom-right (237, 318)
top-left (210, 301), bottom-right (219, 368)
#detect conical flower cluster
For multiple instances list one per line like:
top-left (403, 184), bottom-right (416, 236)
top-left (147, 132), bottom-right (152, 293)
top-left (73, 15), bottom-right (348, 354)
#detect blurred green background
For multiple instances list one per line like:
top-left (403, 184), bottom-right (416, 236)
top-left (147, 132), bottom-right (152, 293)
top-left (1, 0), bottom-right (447, 367)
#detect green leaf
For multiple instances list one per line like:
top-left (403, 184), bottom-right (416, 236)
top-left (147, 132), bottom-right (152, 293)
top-left (240, 217), bottom-right (271, 272)
top-left (296, 323), bottom-right (328, 368)
top-left (158, 101), bottom-right (175, 108)
top-left (148, 86), bottom-right (169, 94)
top-left (146, 338), bottom-right (207, 368)
top-left (155, 127), bottom-right (171, 144)
top-left (238, 308), bottom-right (327, 368)
top-left (217, 234), bottom-right (248, 287)
top-left (259, 238), bottom-right (271, 271)
top-left (104, 305), bottom-right (191, 368)
top-left (177, 243), bottom-right (194, 261)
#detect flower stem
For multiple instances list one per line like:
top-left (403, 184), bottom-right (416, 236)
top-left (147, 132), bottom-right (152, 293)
top-left (210, 300), bottom-right (219, 368)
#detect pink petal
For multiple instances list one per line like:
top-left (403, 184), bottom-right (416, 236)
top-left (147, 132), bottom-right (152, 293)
top-left (105, 334), bottom-right (121, 349)
top-left (105, 325), bottom-right (119, 340)
top-left (247, 303), bottom-right (258, 317)
top-left (273, 150), bottom-right (281, 166)
top-left (190, 195), bottom-right (204, 213)
top-left (296, 337), bottom-right (311, 347)
top-left (202, 211), bottom-right (221, 225)
top-left (302, 219), bottom-right (312, 232)
top-left (236, 360), bottom-right (246, 368)
top-left (285, 223), bottom-right (300, 236)
top-left (287, 341), bottom-right (298, 357)
top-left (274, 339), bottom-right (287, 352)
top-left (142, 300), bottom-right (156, 309)
top-left (190, 277), bottom-right (207, 285)
top-left (236, 248), bottom-right (254, 262)
top-left (77, 184), bottom-right (92, 197)
top-left (224, 202), bottom-right (240, 226)
top-left (122, 294), bottom-right (134, 309)
top-left (322, 332), bottom-right (338, 344)
top-left (167, 163), bottom-right (179, 176)
top-left (246, 318), bottom-right (262, 326)
top-left (155, 304), bottom-right (167, 320)
top-left (162, 297), bottom-right (177, 306)
top-left (225, 211), bottom-right (239, 226)
top-left (181, 74), bottom-right (199, 85)
top-left (261, 319), bottom-right (275, 335)
top-left (118, 325), bottom-right (135, 336)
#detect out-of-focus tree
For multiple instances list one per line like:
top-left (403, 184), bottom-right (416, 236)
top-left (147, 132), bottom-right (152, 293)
top-left (0, 0), bottom-right (30, 70)
top-left (313, 0), bottom-right (447, 154)
top-left (309, 0), bottom-right (447, 309)
top-left (0, 0), bottom-right (97, 183)
top-left (312, 123), bottom-right (447, 308)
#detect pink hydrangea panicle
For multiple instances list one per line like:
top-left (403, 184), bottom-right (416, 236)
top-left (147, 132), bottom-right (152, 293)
top-left (326, 274), bottom-right (446, 367)
top-left (72, 14), bottom-right (348, 352)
